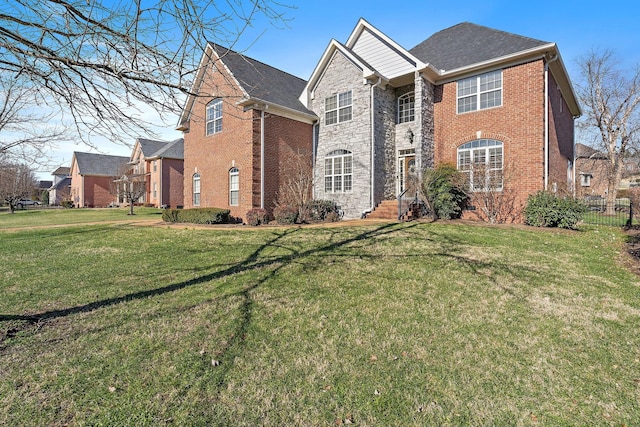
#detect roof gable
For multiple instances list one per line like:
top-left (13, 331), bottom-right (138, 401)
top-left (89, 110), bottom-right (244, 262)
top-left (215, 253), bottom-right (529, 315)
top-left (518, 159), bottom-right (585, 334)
top-left (150, 138), bottom-right (184, 160)
top-left (72, 152), bottom-right (129, 176)
top-left (409, 22), bottom-right (550, 72)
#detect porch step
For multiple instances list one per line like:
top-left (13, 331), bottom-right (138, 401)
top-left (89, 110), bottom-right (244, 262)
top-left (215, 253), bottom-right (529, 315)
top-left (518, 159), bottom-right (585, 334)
top-left (366, 200), bottom-right (399, 220)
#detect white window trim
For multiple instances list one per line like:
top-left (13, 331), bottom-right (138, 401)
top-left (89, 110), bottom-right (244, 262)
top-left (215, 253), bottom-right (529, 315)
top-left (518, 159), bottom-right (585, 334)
top-left (398, 92), bottom-right (415, 124)
top-left (229, 167), bottom-right (239, 206)
top-left (457, 70), bottom-right (503, 114)
top-left (324, 150), bottom-right (353, 193)
top-left (193, 173), bottom-right (201, 206)
top-left (457, 139), bottom-right (504, 191)
top-left (325, 91), bottom-right (353, 125)
top-left (206, 99), bottom-right (223, 136)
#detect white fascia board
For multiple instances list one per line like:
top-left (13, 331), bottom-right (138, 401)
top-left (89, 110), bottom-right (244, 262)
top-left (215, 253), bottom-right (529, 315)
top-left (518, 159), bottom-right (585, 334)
top-left (346, 17), bottom-right (427, 69)
top-left (547, 49), bottom-right (582, 117)
top-left (237, 97), bottom-right (318, 124)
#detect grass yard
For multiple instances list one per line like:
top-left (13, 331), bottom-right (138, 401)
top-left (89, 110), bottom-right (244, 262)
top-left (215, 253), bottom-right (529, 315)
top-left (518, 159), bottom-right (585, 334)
top-left (1, 214), bottom-right (639, 425)
top-left (0, 206), bottom-right (164, 229)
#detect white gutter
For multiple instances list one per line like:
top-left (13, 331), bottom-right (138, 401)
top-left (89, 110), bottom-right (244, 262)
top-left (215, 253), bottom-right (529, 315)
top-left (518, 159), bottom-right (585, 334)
top-left (312, 121), bottom-right (318, 199)
top-left (544, 54), bottom-right (559, 191)
top-left (260, 109), bottom-right (265, 209)
top-left (370, 76), bottom-right (383, 211)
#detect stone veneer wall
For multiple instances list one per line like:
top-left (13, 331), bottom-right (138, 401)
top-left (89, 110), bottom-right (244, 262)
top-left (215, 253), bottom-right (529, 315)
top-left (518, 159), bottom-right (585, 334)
top-left (311, 52), bottom-right (373, 219)
top-left (375, 84), bottom-right (397, 201)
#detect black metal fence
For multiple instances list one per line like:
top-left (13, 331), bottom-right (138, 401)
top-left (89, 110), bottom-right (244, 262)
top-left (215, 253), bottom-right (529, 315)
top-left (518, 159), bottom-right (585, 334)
top-left (581, 197), bottom-right (634, 227)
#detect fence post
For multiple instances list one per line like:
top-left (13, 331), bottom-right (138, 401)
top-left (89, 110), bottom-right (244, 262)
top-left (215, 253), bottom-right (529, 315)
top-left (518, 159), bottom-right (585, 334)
top-left (628, 201), bottom-right (634, 227)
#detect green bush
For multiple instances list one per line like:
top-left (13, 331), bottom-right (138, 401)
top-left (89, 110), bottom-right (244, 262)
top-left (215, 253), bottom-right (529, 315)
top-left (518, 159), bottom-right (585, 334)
top-left (273, 205), bottom-right (298, 225)
top-left (302, 199), bottom-right (340, 222)
top-left (421, 164), bottom-right (468, 220)
top-left (61, 200), bottom-right (74, 208)
top-left (524, 191), bottom-right (587, 229)
top-left (246, 208), bottom-right (268, 226)
top-left (162, 208), bottom-right (230, 224)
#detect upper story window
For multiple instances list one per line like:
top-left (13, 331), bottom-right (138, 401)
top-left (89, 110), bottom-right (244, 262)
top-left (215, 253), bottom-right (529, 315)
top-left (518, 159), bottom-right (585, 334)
top-left (457, 139), bottom-right (503, 191)
top-left (457, 70), bottom-right (502, 114)
top-left (153, 160), bottom-right (157, 172)
top-left (193, 173), bottom-right (201, 206)
top-left (324, 149), bottom-right (353, 193)
top-left (325, 91), bottom-right (352, 125)
top-left (229, 167), bottom-right (239, 206)
top-left (206, 99), bottom-right (223, 135)
top-left (398, 92), bottom-right (415, 123)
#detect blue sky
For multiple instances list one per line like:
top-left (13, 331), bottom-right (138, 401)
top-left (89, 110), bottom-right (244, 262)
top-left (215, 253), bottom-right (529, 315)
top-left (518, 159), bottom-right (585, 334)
top-left (38, 0), bottom-right (640, 178)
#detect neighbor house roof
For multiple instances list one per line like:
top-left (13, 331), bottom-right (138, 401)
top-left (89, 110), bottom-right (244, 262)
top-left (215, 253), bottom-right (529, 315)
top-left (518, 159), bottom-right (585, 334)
top-left (52, 166), bottom-right (70, 176)
top-left (50, 177), bottom-right (71, 190)
top-left (409, 22), bottom-right (551, 72)
top-left (137, 138), bottom-right (170, 158)
top-left (575, 143), bottom-right (608, 160)
top-left (72, 152), bottom-right (130, 176)
top-left (147, 138), bottom-right (184, 160)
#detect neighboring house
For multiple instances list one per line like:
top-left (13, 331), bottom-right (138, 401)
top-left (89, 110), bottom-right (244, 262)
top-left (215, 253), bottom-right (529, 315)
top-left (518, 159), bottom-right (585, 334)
top-left (129, 137), bottom-right (184, 208)
top-left (300, 19), bottom-right (581, 219)
top-left (574, 142), bottom-right (640, 197)
top-left (48, 166), bottom-right (71, 205)
top-left (69, 152), bottom-right (129, 207)
top-left (177, 43), bottom-right (316, 220)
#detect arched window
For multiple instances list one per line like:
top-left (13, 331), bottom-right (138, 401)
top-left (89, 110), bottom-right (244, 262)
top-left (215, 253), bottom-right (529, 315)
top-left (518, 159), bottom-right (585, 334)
top-left (324, 150), bottom-right (353, 193)
top-left (206, 98), bottom-right (223, 135)
top-left (457, 139), bottom-right (503, 191)
top-left (229, 167), bottom-right (239, 206)
top-left (192, 173), bottom-right (201, 206)
top-left (398, 92), bottom-right (415, 123)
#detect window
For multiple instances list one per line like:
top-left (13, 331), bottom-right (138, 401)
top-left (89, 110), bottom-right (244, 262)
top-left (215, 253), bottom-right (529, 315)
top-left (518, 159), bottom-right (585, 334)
top-left (153, 160), bottom-right (157, 172)
top-left (206, 99), bottom-right (223, 135)
top-left (457, 139), bottom-right (503, 191)
top-left (580, 173), bottom-right (592, 187)
top-left (324, 150), bottom-right (353, 193)
top-left (193, 173), bottom-right (200, 206)
top-left (153, 182), bottom-right (157, 199)
top-left (325, 91), bottom-right (352, 125)
top-left (398, 92), bottom-right (415, 123)
top-left (229, 167), bottom-right (239, 206)
top-left (457, 70), bottom-right (502, 114)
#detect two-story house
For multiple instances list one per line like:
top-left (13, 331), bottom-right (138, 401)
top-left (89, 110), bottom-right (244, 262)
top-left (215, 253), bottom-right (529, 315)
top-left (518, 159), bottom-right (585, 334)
top-left (177, 43), bottom-right (316, 220)
top-left (300, 19), bottom-right (581, 219)
top-left (69, 152), bottom-right (129, 208)
top-left (129, 137), bottom-right (184, 208)
top-left (48, 166), bottom-right (71, 205)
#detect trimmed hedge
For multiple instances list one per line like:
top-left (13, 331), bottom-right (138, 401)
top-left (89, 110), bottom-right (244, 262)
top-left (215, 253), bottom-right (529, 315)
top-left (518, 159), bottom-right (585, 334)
top-left (273, 205), bottom-right (298, 225)
top-left (162, 207), bottom-right (230, 224)
top-left (524, 191), bottom-right (587, 229)
top-left (302, 199), bottom-right (340, 222)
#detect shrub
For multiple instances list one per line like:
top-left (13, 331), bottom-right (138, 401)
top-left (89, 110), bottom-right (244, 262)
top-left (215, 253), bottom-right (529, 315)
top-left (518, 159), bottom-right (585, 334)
top-left (162, 208), bottom-right (230, 224)
top-left (273, 205), bottom-right (298, 225)
top-left (524, 191), bottom-right (587, 229)
top-left (61, 200), bottom-right (74, 208)
top-left (302, 199), bottom-right (340, 222)
top-left (246, 208), bottom-right (268, 226)
top-left (421, 164), bottom-right (468, 220)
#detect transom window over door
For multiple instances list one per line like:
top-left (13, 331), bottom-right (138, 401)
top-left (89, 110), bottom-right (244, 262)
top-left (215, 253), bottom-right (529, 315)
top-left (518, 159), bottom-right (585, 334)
top-left (229, 167), bottom-right (239, 206)
top-left (457, 139), bottom-right (503, 191)
top-left (398, 92), bottom-right (415, 123)
top-left (325, 150), bottom-right (353, 193)
top-left (206, 99), bottom-right (223, 135)
top-left (325, 91), bottom-right (352, 125)
top-left (457, 70), bottom-right (502, 114)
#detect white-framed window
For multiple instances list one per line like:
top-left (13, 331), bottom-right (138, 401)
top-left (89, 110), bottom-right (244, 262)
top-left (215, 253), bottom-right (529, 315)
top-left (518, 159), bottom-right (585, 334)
top-left (457, 70), bottom-right (502, 114)
top-left (457, 139), bottom-right (503, 191)
top-left (153, 160), bottom-right (157, 172)
top-left (324, 150), bottom-right (353, 193)
top-left (325, 91), bottom-right (352, 125)
top-left (398, 92), bottom-right (415, 123)
top-left (206, 99), bottom-right (223, 135)
top-left (153, 182), bottom-right (157, 199)
top-left (229, 167), bottom-right (239, 206)
top-left (580, 173), bottom-right (592, 187)
top-left (193, 173), bottom-right (201, 206)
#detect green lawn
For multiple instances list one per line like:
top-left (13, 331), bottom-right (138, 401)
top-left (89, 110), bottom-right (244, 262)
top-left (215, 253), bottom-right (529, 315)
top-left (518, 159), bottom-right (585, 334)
top-left (0, 206), bottom-right (164, 229)
top-left (1, 214), bottom-right (639, 425)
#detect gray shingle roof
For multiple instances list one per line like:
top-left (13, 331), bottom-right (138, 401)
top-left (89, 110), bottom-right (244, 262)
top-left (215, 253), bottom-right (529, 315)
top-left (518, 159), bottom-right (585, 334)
top-left (151, 138), bottom-right (184, 160)
top-left (52, 166), bottom-right (70, 176)
top-left (137, 138), bottom-right (170, 158)
top-left (210, 44), bottom-right (312, 115)
top-left (409, 22), bottom-right (550, 71)
top-left (73, 152), bottom-right (129, 176)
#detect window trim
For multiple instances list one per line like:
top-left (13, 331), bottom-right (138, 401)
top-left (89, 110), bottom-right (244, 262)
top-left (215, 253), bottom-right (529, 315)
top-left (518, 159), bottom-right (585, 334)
top-left (229, 167), bottom-right (239, 206)
top-left (325, 91), bottom-right (353, 125)
top-left (457, 139), bottom-right (503, 191)
top-left (206, 98), bottom-right (223, 135)
top-left (192, 173), bottom-right (201, 206)
top-left (457, 70), bottom-right (503, 114)
top-left (398, 91), bottom-right (415, 124)
top-left (324, 149), bottom-right (353, 193)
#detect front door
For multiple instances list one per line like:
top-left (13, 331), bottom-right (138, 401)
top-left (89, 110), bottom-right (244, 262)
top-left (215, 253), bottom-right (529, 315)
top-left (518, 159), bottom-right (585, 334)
top-left (398, 149), bottom-right (417, 197)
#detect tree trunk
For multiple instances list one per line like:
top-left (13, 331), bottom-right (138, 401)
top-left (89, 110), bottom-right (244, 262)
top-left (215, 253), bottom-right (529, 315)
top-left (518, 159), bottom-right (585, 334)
top-left (129, 200), bottom-right (135, 216)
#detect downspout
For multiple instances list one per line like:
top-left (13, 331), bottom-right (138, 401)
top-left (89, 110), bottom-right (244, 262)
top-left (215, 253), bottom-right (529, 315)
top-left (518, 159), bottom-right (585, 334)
top-left (312, 121), bottom-right (318, 199)
top-left (260, 109), bottom-right (265, 209)
top-left (544, 54), bottom-right (559, 191)
top-left (369, 76), bottom-right (383, 214)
